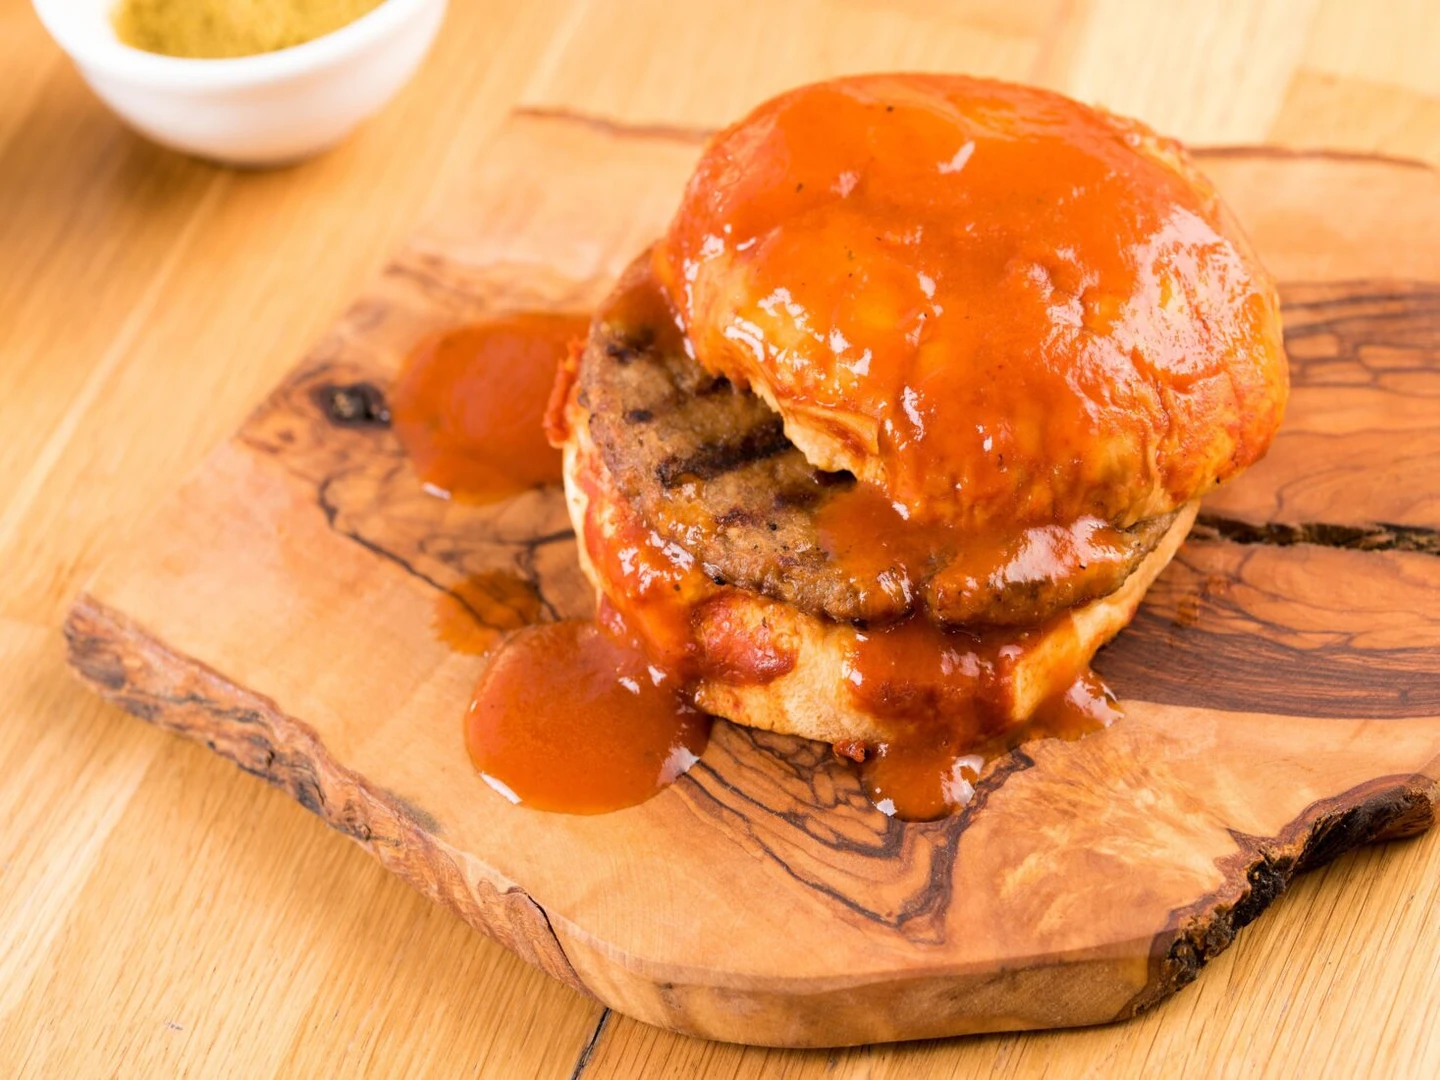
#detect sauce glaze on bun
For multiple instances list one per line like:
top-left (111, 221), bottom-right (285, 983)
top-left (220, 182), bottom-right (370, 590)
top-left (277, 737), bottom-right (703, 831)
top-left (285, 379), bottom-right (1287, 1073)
top-left (654, 74), bottom-right (1288, 533)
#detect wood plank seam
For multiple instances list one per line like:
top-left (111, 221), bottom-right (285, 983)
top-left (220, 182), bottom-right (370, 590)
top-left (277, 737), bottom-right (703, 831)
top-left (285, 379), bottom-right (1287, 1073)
top-left (568, 1008), bottom-right (613, 1080)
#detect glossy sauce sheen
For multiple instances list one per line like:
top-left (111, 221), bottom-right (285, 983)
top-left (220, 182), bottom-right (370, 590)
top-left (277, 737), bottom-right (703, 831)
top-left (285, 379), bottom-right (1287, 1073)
top-left (637, 76), bottom-right (1263, 818)
top-left (857, 667), bottom-right (1122, 820)
top-left (571, 387), bottom-right (1115, 821)
top-left (574, 445), bottom-right (800, 688)
top-left (391, 313), bottom-right (589, 501)
top-left (571, 274), bottom-right (1129, 822)
top-left (841, 612), bottom-right (1091, 820)
top-left (405, 294), bottom-right (1135, 820)
top-left (412, 77), bottom-right (1237, 820)
top-left (465, 618), bottom-right (710, 814)
top-left (814, 477), bottom-right (1139, 624)
top-left (656, 75), bottom-right (1286, 532)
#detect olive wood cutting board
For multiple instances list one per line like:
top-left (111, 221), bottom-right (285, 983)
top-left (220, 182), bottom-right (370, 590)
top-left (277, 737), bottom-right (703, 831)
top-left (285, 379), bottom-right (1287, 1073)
top-left (64, 110), bottom-right (1440, 1047)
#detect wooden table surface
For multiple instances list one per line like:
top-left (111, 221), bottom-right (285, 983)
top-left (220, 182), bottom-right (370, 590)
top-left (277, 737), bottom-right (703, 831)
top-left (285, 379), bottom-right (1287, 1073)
top-left (3, 1), bottom-right (1438, 1076)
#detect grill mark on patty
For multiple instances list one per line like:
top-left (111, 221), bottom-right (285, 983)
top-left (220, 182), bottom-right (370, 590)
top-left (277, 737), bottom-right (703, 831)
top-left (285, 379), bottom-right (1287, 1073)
top-left (657, 417), bottom-right (791, 487)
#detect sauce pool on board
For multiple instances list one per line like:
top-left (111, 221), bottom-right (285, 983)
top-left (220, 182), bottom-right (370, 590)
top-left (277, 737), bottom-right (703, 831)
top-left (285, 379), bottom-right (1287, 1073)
top-left (465, 616), bottom-right (711, 813)
top-left (391, 313), bottom-right (589, 502)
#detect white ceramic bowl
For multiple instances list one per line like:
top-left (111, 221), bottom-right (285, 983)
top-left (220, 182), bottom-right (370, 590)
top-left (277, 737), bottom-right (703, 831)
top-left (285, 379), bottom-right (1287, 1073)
top-left (32, 0), bottom-right (447, 166)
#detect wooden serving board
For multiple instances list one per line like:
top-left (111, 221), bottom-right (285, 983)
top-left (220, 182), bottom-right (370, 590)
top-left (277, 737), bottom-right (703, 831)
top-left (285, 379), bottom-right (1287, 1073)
top-left (64, 111), bottom-right (1440, 1048)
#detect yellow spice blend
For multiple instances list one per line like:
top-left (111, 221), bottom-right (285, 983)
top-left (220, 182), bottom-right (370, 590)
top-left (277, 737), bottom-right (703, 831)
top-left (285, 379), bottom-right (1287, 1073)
top-left (113, 0), bottom-right (387, 59)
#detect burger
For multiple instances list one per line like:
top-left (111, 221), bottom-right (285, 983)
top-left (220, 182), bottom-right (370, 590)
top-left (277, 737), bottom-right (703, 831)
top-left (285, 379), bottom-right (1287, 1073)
top-left (548, 74), bottom-right (1288, 818)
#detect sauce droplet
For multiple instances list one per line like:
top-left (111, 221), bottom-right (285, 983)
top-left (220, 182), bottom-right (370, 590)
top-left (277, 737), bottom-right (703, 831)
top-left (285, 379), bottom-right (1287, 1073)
top-left (465, 620), bottom-right (711, 814)
top-left (391, 313), bottom-right (589, 501)
top-left (1029, 667), bottom-right (1123, 739)
top-left (860, 741), bottom-right (986, 822)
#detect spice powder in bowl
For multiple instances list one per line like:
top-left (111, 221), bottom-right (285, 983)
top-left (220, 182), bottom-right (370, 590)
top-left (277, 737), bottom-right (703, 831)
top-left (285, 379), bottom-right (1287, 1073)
top-left (34, 0), bottom-right (447, 165)
top-left (112, 0), bottom-right (389, 59)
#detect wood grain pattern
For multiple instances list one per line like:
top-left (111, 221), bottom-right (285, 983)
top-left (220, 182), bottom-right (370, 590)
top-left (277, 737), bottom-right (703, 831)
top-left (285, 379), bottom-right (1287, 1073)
top-left (60, 111), bottom-right (1440, 1047)
top-left (9, 0), bottom-right (1440, 1074)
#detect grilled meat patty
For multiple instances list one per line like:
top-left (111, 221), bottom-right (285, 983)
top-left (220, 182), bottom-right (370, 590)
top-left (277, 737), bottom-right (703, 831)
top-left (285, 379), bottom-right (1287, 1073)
top-left (577, 306), bottom-right (1178, 628)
